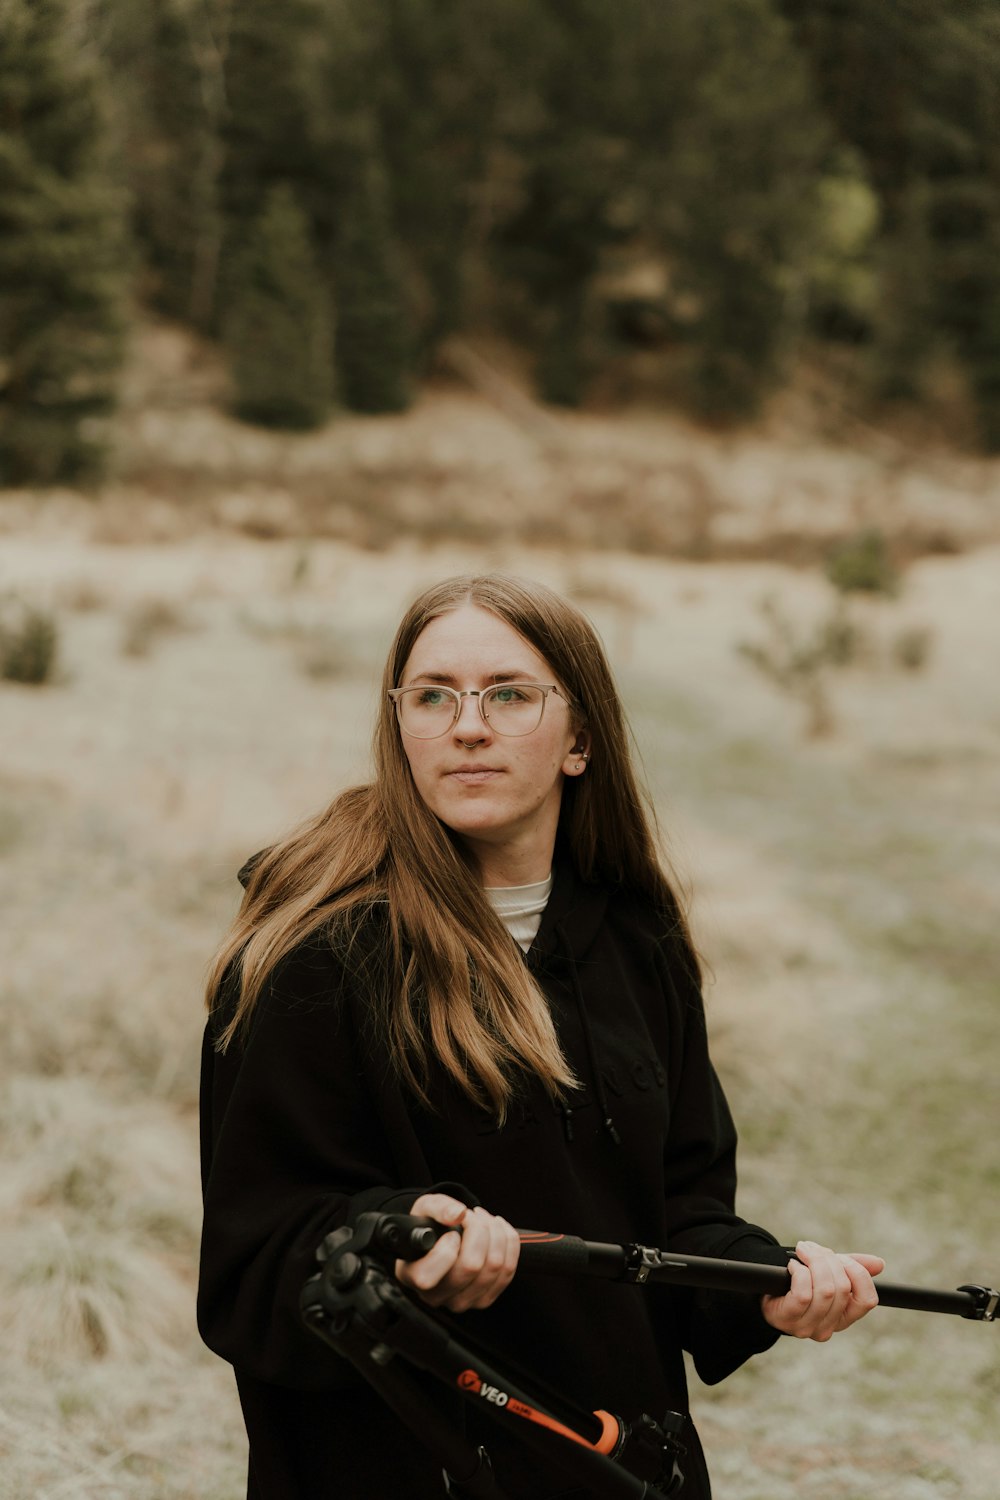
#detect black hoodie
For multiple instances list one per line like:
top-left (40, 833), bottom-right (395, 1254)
top-left (198, 859), bottom-right (790, 1499)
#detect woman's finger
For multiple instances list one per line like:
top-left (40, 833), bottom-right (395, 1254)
top-left (761, 1255), bottom-right (811, 1333)
top-left (845, 1253), bottom-right (886, 1278)
top-left (441, 1204), bottom-right (493, 1294)
top-left (394, 1192), bottom-right (469, 1295)
top-left (448, 1211), bottom-right (520, 1311)
top-left (408, 1192), bottom-right (470, 1229)
top-left (798, 1241), bottom-right (852, 1340)
top-left (395, 1228), bottom-right (462, 1294)
top-left (836, 1254), bottom-right (881, 1328)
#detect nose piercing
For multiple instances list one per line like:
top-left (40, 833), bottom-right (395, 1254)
top-left (460, 740), bottom-right (479, 749)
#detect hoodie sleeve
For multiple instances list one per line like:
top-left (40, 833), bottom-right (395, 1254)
top-left (197, 935), bottom-right (468, 1390)
top-left (653, 940), bottom-right (789, 1385)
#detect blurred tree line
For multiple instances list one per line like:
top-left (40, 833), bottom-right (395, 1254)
top-left (3, 0), bottom-right (1000, 481)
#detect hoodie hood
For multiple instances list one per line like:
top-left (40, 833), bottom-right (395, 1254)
top-left (523, 858), bottom-right (623, 1145)
top-left (237, 849), bottom-right (268, 890)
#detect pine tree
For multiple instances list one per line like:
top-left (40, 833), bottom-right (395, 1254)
top-left (126, 0), bottom-right (228, 329)
top-left (492, 0), bottom-right (826, 414)
top-left (223, 185), bottom-right (332, 429)
top-left (367, 0), bottom-right (503, 360)
top-left (491, 1), bottom-right (638, 407)
top-left (220, 0), bottom-right (331, 259)
top-left (777, 0), bottom-right (1000, 447)
top-left (922, 8), bottom-right (1000, 448)
top-left (332, 135), bottom-right (412, 414)
top-left (639, 0), bottom-right (828, 418)
top-left (0, 0), bottom-right (128, 484)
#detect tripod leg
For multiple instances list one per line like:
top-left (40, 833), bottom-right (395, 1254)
top-left (443, 1446), bottom-right (497, 1499)
top-left (356, 1356), bottom-right (509, 1500)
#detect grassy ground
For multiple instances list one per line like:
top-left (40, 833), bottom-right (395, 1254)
top-left (619, 563), bottom-right (1000, 1498)
top-left (1, 519), bottom-right (998, 1499)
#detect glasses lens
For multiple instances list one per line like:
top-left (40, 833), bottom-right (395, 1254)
top-left (395, 686), bottom-right (457, 738)
top-left (482, 684), bottom-right (546, 736)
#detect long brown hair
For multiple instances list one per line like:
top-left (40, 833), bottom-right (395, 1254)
top-left (205, 573), bottom-right (695, 1118)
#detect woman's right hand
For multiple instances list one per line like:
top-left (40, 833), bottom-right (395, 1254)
top-left (395, 1193), bottom-right (520, 1313)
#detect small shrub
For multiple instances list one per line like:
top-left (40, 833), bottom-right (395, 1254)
top-left (297, 629), bottom-right (349, 681)
top-left (120, 598), bottom-right (187, 657)
top-left (737, 594), bottom-right (867, 737)
top-left (564, 570), bottom-right (637, 612)
top-left (739, 589), bottom-right (934, 735)
top-left (0, 599), bottom-right (59, 684)
top-left (0, 801), bottom-right (24, 853)
top-left (61, 578), bottom-right (107, 612)
top-left (893, 624), bottom-right (934, 671)
top-left (289, 545), bottom-right (311, 589)
top-left (825, 528), bottom-right (900, 597)
top-left (815, 601), bottom-right (864, 667)
top-left (237, 609), bottom-right (352, 678)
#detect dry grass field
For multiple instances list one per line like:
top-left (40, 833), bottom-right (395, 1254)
top-left (2, 347), bottom-right (999, 1498)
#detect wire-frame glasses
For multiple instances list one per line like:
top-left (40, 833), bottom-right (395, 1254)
top-left (388, 682), bottom-right (566, 739)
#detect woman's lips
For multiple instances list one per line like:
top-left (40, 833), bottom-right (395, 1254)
top-left (445, 768), bottom-right (503, 784)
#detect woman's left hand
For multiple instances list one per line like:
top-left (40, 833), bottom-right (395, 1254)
top-left (761, 1240), bottom-right (885, 1341)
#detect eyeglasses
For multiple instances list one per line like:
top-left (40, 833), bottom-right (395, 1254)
top-left (388, 682), bottom-right (567, 739)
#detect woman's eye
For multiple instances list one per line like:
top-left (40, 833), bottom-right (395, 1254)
top-left (492, 686), bottom-right (526, 704)
top-left (416, 688), bottom-right (448, 706)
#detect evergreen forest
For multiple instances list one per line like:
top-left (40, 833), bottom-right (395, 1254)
top-left (3, 0), bottom-right (1000, 483)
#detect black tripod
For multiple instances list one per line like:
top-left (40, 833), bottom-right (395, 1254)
top-left (300, 1212), bottom-right (997, 1500)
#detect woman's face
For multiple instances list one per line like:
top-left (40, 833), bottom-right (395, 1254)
top-left (396, 604), bottom-right (586, 881)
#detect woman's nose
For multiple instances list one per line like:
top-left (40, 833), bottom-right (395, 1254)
top-left (454, 692), bottom-right (491, 740)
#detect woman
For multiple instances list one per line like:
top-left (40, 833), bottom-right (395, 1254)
top-left (198, 573), bottom-right (882, 1500)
